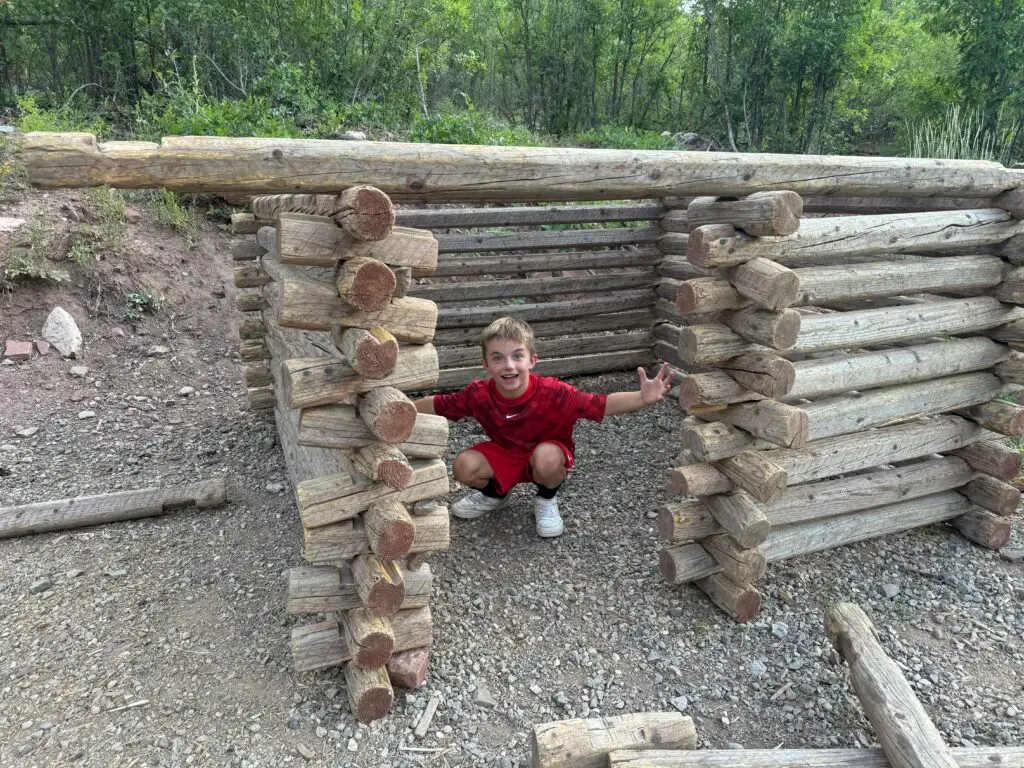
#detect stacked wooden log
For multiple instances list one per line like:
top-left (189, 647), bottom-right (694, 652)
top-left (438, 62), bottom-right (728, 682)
top-left (656, 192), bottom-right (1024, 622)
top-left (394, 203), bottom-right (662, 388)
top-left (231, 188), bottom-right (451, 723)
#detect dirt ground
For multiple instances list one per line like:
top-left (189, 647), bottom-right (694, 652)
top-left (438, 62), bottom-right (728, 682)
top-left (1, 173), bottom-right (1022, 768)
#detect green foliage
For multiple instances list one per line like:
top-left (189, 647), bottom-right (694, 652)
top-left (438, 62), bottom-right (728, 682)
top-left (0, 135), bottom-right (26, 199)
top-left (16, 94), bottom-right (111, 138)
top-left (576, 125), bottom-right (675, 150)
top-left (3, 252), bottom-right (70, 284)
top-left (410, 105), bottom-right (540, 145)
top-left (122, 291), bottom-right (160, 321)
top-left (148, 189), bottom-right (197, 234)
top-left (86, 187), bottom-right (127, 248)
top-left (67, 241), bottom-right (94, 267)
top-left (906, 104), bottom-right (1020, 163)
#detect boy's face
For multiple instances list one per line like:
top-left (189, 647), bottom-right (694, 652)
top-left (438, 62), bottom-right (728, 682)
top-left (482, 338), bottom-right (537, 398)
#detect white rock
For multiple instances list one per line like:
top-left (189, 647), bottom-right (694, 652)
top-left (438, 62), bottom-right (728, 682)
top-left (14, 427), bottom-right (38, 438)
top-left (339, 131), bottom-right (367, 141)
top-left (178, 386), bottom-right (195, 397)
top-left (147, 345), bottom-right (170, 357)
top-left (41, 307), bottom-right (83, 358)
top-left (77, 410), bottom-right (96, 419)
top-left (69, 366), bottom-right (89, 378)
top-left (0, 216), bottom-right (26, 233)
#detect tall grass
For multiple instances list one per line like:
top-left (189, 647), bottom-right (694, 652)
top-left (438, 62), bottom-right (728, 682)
top-left (906, 105), bottom-right (1019, 164)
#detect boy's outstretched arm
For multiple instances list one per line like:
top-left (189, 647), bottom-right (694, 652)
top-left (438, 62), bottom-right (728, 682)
top-left (413, 395), bottom-right (436, 415)
top-left (604, 363), bottom-right (672, 417)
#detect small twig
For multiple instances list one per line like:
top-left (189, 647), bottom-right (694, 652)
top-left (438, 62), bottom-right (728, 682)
top-left (769, 682), bottom-right (792, 702)
top-left (399, 745), bottom-right (451, 753)
top-left (200, 54), bottom-right (248, 97)
top-left (61, 83), bottom-right (103, 111)
top-left (108, 699), bottom-right (149, 713)
top-left (414, 40), bottom-right (430, 118)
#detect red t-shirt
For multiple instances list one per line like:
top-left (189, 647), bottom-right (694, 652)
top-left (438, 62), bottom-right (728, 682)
top-left (433, 374), bottom-right (607, 457)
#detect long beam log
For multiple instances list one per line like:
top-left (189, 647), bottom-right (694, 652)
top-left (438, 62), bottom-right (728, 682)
top-left (433, 248), bottom-right (660, 277)
top-left (688, 209), bottom-right (1023, 268)
top-left (606, 749), bottom-right (1024, 768)
top-left (531, 712), bottom-right (696, 768)
top-left (395, 202), bottom-right (664, 227)
top-left (26, 133), bottom-right (1024, 199)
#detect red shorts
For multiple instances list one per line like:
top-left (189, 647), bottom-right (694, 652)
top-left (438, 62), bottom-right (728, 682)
top-left (469, 441), bottom-right (574, 495)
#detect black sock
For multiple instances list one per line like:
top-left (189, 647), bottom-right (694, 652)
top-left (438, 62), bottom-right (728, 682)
top-left (535, 482), bottom-right (561, 500)
top-left (480, 478), bottom-right (506, 499)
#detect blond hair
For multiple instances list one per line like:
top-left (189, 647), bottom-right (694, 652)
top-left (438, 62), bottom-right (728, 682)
top-left (481, 315), bottom-right (536, 357)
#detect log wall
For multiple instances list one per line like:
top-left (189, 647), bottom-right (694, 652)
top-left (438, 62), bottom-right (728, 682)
top-left (656, 193), bottom-right (1024, 623)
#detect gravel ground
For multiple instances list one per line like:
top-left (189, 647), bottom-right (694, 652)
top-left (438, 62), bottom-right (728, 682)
top-left (1, 188), bottom-right (1022, 767)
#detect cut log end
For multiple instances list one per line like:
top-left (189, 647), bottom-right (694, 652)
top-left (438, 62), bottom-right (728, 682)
top-left (336, 186), bottom-right (397, 241)
top-left (351, 679), bottom-right (394, 724)
top-left (336, 326), bottom-right (400, 380)
top-left (375, 520), bottom-right (416, 560)
top-left (352, 630), bottom-right (396, 669)
top-left (337, 256), bottom-right (398, 312)
top-left (363, 395), bottom-right (418, 444)
top-left (367, 582), bottom-right (406, 617)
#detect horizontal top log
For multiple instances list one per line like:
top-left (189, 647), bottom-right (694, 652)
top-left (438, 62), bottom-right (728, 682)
top-left (24, 133), bottom-right (1024, 201)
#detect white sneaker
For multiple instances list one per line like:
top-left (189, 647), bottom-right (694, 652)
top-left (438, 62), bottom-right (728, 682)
top-left (534, 497), bottom-right (564, 538)
top-left (452, 490), bottom-right (509, 520)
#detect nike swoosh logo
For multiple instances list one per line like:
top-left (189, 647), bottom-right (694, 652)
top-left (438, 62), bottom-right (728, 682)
top-left (505, 414), bottom-right (517, 419)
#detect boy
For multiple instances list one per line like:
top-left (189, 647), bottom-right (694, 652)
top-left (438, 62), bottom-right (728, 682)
top-left (414, 316), bottom-right (671, 538)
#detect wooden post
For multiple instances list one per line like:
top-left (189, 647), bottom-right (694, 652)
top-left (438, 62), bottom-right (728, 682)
top-left (824, 603), bottom-right (958, 768)
top-left (531, 712), bottom-right (696, 768)
top-left (358, 387), bottom-right (418, 444)
top-left (950, 508), bottom-right (1012, 549)
top-left (336, 256), bottom-right (397, 312)
top-left (363, 502), bottom-right (416, 559)
top-left (957, 475), bottom-right (1021, 516)
top-left (335, 327), bottom-right (400, 380)
top-left (352, 443), bottom-right (414, 490)
top-left (695, 573), bottom-right (761, 623)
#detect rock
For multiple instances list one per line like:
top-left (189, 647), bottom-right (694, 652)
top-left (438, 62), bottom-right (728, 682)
top-left (4, 340), bottom-right (33, 361)
top-left (749, 660), bottom-right (767, 677)
top-left (14, 427), bottom-right (38, 438)
top-left (999, 549), bottom-right (1024, 563)
top-left (347, 738), bottom-right (359, 752)
top-left (41, 307), bottom-right (84, 358)
top-left (78, 410), bottom-right (96, 419)
top-left (296, 743), bottom-right (315, 760)
top-left (771, 622), bottom-right (789, 639)
top-left (147, 345), bottom-right (170, 357)
top-left (0, 216), bottom-right (26, 232)
top-left (673, 132), bottom-right (718, 151)
top-left (34, 340), bottom-right (51, 356)
top-left (124, 206), bottom-right (143, 223)
top-left (670, 695), bottom-right (689, 713)
top-left (112, 327), bottom-right (126, 338)
top-left (0, 125), bottom-right (15, 134)
top-left (30, 577), bottom-right (53, 594)
top-left (70, 366), bottom-right (89, 378)
top-left (339, 131), bottom-right (367, 141)
top-left (726, 742), bottom-right (744, 750)
top-left (178, 386), bottom-right (195, 397)
top-left (66, 569), bottom-right (85, 578)
top-left (879, 583), bottom-right (900, 598)
top-left (265, 481), bottom-right (285, 494)
top-left (104, 568), bottom-right (127, 579)
top-left (473, 685), bottom-right (497, 709)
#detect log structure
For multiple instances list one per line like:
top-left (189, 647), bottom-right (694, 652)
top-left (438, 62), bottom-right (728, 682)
top-left (656, 190), bottom-right (1024, 623)
top-left (229, 187), bottom-right (451, 723)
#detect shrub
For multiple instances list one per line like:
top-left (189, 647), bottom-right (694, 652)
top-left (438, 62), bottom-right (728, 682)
top-left (410, 105), bottom-right (540, 146)
top-left (575, 125), bottom-right (676, 150)
top-left (122, 291), bottom-right (160, 320)
top-left (86, 186), bottom-right (127, 247)
top-left (3, 252), bottom-right (69, 283)
top-left (149, 189), bottom-right (196, 234)
top-left (16, 93), bottom-right (111, 138)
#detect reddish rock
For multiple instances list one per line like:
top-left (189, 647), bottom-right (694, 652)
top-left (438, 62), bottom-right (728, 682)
top-left (3, 340), bottom-right (33, 361)
top-left (386, 647), bottom-right (430, 689)
top-left (34, 340), bottom-right (51, 356)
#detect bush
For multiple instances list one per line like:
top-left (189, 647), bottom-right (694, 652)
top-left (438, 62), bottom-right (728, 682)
top-left (122, 291), bottom-right (160, 320)
top-left (410, 107), bottom-right (540, 146)
top-left (575, 125), bottom-right (676, 150)
top-left (3, 252), bottom-right (69, 283)
top-left (16, 93), bottom-right (111, 138)
top-left (148, 189), bottom-right (196, 234)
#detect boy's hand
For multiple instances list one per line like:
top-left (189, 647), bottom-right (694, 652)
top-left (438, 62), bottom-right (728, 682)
top-left (639, 363), bottom-right (672, 404)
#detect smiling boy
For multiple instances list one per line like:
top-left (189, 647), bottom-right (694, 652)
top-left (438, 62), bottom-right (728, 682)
top-left (414, 316), bottom-right (671, 538)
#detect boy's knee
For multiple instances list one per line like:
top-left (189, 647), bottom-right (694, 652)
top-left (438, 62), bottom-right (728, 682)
top-left (531, 443), bottom-right (566, 481)
top-left (453, 450), bottom-right (491, 486)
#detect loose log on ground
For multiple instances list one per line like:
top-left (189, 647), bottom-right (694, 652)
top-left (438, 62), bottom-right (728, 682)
top-left (286, 564), bottom-right (431, 613)
top-left (960, 399), bottom-right (1024, 435)
top-left (352, 554), bottom-right (405, 617)
top-left (352, 443), bottom-right (414, 490)
top-left (957, 475), bottom-right (1020, 516)
top-left (795, 255), bottom-right (1004, 307)
top-left (345, 663), bottom-right (394, 723)
top-left (299, 459), bottom-right (449, 528)
top-left (825, 602), bottom-right (959, 768)
top-left (27, 134), bottom-right (1024, 199)
top-left (234, 265), bottom-right (271, 288)
top-left (686, 191), bottom-right (803, 237)
top-left (336, 256), bottom-right (397, 311)
top-left (702, 535), bottom-right (767, 583)
top-left (358, 387), bottom-right (417, 444)
top-left (279, 277), bottom-right (437, 344)
top-left (608, 749), bottom-right (1024, 768)
top-left (531, 711), bottom-right (696, 768)
top-left (342, 608), bottom-right (395, 668)
top-left (704, 491), bottom-right (770, 548)
top-left (0, 479), bottom-right (226, 538)
top-left (782, 338), bottom-right (1009, 402)
top-left (335, 327), bottom-right (399, 380)
top-left (676, 278), bottom-right (748, 315)
top-left (950, 508), bottom-right (1013, 548)
top-left (729, 258), bottom-right (800, 311)
top-left (801, 372), bottom-right (1004, 442)
top-left (283, 344), bottom-right (438, 409)
top-left (792, 297), bottom-right (1023, 355)
top-left (659, 457), bottom-right (974, 542)
top-left (303, 506), bottom-right (449, 564)
top-left (949, 438), bottom-right (1022, 480)
top-left (299, 405), bottom-right (448, 458)
top-left (276, 212), bottom-right (436, 275)
top-left (687, 209), bottom-right (1022, 268)
top-left (387, 647), bottom-right (431, 690)
top-left (695, 573), bottom-right (762, 623)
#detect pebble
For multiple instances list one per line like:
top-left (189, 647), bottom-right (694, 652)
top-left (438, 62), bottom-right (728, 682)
top-left (473, 685), bottom-right (497, 709)
top-left (66, 569), bottom-right (85, 578)
top-left (14, 426), bottom-right (38, 438)
top-left (104, 568), bottom-right (127, 579)
top-left (296, 744), bottom-right (314, 760)
top-left (77, 410), bottom-right (96, 419)
top-left (70, 366), bottom-right (89, 377)
top-left (178, 386), bottom-right (195, 397)
top-left (999, 549), bottom-right (1024, 563)
top-left (670, 695), bottom-right (689, 712)
top-left (748, 660), bottom-right (767, 678)
top-left (147, 345), bottom-right (170, 357)
top-left (265, 481), bottom-right (285, 494)
top-left (771, 622), bottom-right (789, 639)
top-left (347, 738), bottom-right (359, 752)
top-left (29, 576), bottom-right (53, 594)
top-left (879, 583), bottom-right (901, 598)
